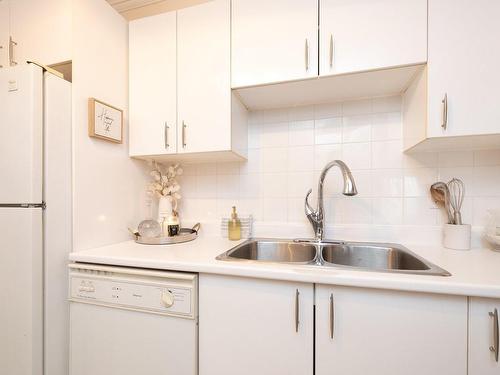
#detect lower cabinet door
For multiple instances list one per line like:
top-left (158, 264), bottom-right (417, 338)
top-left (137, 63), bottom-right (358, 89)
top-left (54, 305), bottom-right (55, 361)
top-left (469, 298), bottom-right (500, 375)
top-left (199, 274), bottom-right (314, 375)
top-left (315, 285), bottom-right (467, 375)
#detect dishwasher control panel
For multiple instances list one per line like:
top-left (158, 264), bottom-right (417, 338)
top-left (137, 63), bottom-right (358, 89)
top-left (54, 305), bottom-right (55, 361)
top-left (69, 264), bottom-right (197, 319)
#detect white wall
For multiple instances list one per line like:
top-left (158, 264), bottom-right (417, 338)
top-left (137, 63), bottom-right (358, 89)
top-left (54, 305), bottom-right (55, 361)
top-left (10, 0), bottom-right (72, 65)
top-left (72, 0), bottom-right (149, 251)
top-left (178, 96), bottom-right (500, 244)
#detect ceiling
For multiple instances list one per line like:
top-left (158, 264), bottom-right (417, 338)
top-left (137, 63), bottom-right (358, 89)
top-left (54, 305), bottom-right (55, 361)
top-left (106, 0), bottom-right (210, 20)
top-left (107, 0), bottom-right (163, 14)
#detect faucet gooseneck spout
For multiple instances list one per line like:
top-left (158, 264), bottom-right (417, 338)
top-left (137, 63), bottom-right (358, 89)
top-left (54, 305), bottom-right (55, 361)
top-left (305, 160), bottom-right (357, 241)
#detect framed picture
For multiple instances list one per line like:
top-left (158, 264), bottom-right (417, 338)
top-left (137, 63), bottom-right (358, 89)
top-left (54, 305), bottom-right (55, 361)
top-left (88, 98), bottom-right (123, 143)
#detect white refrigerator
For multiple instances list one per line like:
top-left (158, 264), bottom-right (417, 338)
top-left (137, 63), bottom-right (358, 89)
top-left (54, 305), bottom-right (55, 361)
top-left (0, 64), bottom-right (71, 375)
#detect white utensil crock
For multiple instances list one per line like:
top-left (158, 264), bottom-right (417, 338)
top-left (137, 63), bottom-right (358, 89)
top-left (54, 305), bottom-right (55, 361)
top-left (443, 223), bottom-right (471, 250)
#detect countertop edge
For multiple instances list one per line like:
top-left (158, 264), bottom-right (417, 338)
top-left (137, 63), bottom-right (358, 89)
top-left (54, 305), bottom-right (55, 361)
top-left (68, 250), bottom-right (500, 300)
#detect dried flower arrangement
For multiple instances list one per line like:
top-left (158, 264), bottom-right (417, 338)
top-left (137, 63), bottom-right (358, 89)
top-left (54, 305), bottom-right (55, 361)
top-left (149, 162), bottom-right (183, 209)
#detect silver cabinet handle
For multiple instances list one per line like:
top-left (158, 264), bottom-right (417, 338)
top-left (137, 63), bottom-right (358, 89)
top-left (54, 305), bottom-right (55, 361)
top-left (329, 293), bottom-right (334, 339)
top-left (441, 93), bottom-right (448, 130)
top-left (295, 289), bottom-right (300, 332)
top-left (305, 39), bottom-right (309, 71)
top-left (0, 45), bottom-right (3, 68)
top-left (489, 308), bottom-right (499, 362)
top-left (182, 121), bottom-right (187, 148)
top-left (329, 34), bottom-right (334, 68)
top-left (164, 122), bottom-right (169, 149)
top-left (9, 36), bottom-right (17, 66)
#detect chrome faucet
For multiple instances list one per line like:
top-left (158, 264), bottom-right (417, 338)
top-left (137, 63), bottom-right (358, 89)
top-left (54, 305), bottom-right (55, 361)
top-left (305, 160), bottom-right (358, 241)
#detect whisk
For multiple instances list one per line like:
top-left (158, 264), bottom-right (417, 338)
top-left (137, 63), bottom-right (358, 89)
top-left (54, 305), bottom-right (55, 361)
top-left (447, 178), bottom-right (465, 225)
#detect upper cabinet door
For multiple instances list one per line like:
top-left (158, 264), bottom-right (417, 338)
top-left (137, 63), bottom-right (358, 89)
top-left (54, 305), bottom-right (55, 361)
top-left (231, 0), bottom-right (318, 88)
top-left (469, 298), bottom-right (500, 375)
top-left (129, 12), bottom-right (177, 157)
top-left (316, 285), bottom-right (467, 375)
top-left (0, 0), bottom-right (9, 69)
top-left (177, 0), bottom-right (231, 154)
top-left (427, 0), bottom-right (500, 138)
top-left (319, 0), bottom-right (427, 76)
top-left (9, 0), bottom-right (71, 65)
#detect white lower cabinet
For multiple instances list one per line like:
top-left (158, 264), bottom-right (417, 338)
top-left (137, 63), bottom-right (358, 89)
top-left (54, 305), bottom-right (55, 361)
top-left (316, 285), bottom-right (467, 375)
top-left (199, 275), bottom-right (469, 374)
top-left (469, 298), bottom-right (500, 375)
top-left (199, 274), bottom-right (314, 375)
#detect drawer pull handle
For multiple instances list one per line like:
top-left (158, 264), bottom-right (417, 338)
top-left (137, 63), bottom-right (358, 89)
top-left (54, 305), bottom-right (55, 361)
top-left (329, 34), bottom-right (334, 68)
top-left (295, 289), bottom-right (300, 332)
top-left (489, 308), bottom-right (499, 362)
top-left (441, 93), bottom-right (448, 130)
top-left (305, 39), bottom-right (309, 71)
top-left (329, 293), bottom-right (334, 339)
top-left (164, 122), bottom-right (169, 149)
top-left (182, 122), bottom-right (187, 148)
top-left (9, 36), bottom-right (17, 66)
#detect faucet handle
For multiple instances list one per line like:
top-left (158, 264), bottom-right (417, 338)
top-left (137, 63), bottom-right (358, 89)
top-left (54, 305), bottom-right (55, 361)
top-left (305, 189), bottom-right (315, 216)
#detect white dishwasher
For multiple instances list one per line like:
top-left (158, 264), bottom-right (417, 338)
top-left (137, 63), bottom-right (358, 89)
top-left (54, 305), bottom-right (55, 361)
top-left (69, 263), bottom-right (197, 375)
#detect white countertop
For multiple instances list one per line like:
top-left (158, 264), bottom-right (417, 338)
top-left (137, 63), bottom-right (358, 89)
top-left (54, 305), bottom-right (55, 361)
top-left (69, 236), bottom-right (500, 299)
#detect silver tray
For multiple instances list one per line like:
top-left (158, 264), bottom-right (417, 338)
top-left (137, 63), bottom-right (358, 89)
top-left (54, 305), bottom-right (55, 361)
top-left (134, 223), bottom-right (200, 245)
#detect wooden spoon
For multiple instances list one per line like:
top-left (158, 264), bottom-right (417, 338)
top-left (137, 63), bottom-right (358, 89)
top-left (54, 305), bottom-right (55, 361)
top-left (430, 182), bottom-right (454, 224)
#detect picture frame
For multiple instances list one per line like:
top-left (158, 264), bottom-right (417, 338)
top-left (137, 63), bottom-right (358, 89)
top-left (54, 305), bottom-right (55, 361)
top-left (88, 98), bottom-right (123, 143)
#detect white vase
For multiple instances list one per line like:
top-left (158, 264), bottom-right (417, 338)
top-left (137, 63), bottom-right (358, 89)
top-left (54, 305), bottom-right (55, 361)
top-left (158, 196), bottom-right (173, 226)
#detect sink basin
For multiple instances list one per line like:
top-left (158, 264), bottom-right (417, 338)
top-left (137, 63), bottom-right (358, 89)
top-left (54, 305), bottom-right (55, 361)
top-left (217, 239), bottom-right (450, 276)
top-left (321, 243), bottom-right (445, 274)
top-left (217, 239), bottom-right (317, 264)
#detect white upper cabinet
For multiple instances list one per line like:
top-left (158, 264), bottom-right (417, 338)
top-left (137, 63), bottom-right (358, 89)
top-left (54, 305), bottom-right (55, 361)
top-left (129, 12), bottom-right (177, 157)
top-left (231, 0), bottom-right (318, 88)
top-left (315, 285), bottom-right (467, 375)
top-left (177, 0), bottom-right (232, 154)
top-left (427, 0), bottom-right (500, 138)
top-left (129, 0), bottom-right (247, 162)
top-left (469, 298), bottom-right (500, 375)
top-left (319, 0), bottom-right (427, 76)
top-left (0, 0), bottom-right (9, 69)
top-left (403, 0), bottom-right (500, 152)
top-left (199, 274), bottom-right (314, 375)
top-left (9, 0), bottom-right (71, 66)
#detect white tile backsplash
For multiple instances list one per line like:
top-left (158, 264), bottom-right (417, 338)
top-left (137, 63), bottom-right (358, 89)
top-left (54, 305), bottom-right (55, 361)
top-left (371, 112), bottom-right (401, 141)
top-left (261, 148), bottom-right (288, 173)
top-left (289, 120), bottom-right (315, 146)
top-left (372, 169), bottom-right (403, 197)
top-left (178, 95), bottom-right (500, 237)
top-left (403, 168), bottom-right (438, 197)
top-left (342, 115), bottom-right (372, 143)
top-left (314, 144), bottom-right (342, 170)
top-left (314, 117), bottom-right (342, 145)
top-left (260, 122), bottom-right (289, 148)
top-left (372, 140), bottom-right (403, 169)
top-left (342, 142), bottom-right (372, 169)
top-left (288, 145), bottom-right (314, 172)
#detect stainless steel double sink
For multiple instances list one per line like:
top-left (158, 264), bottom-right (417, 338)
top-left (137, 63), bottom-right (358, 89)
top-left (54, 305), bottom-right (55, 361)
top-left (216, 239), bottom-right (450, 276)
